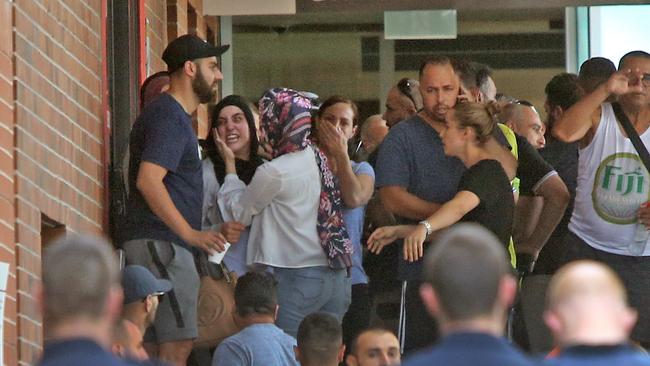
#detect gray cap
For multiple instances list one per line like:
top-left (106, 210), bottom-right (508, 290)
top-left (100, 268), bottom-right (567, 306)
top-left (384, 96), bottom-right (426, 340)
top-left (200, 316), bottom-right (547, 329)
top-left (121, 265), bottom-right (172, 305)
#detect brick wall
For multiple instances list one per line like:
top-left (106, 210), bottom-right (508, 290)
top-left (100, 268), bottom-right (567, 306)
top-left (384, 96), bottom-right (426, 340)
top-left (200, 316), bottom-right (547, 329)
top-left (12, 0), bottom-right (106, 364)
top-left (166, 0), bottom-right (220, 139)
top-left (145, 0), bottom-right (167, 76)
top-left (0, 0), bottom-right (17, 364)
top-left (0, 0), bottom-right (221, 363)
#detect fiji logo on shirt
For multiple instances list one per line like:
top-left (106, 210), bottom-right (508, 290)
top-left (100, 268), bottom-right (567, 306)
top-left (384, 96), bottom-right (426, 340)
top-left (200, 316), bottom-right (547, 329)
top-left (592, 153), bottom-right (650, 224)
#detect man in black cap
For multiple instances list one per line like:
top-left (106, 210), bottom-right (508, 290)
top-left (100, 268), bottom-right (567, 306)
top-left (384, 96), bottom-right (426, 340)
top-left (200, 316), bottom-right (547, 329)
top-left (121, 34), bottom-right (230, 366)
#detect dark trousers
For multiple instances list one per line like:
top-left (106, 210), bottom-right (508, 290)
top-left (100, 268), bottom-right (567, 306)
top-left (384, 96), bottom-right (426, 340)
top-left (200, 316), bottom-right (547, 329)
top-left (342, 284), bottom-right (372, 351)
top-left (402, 280), bottom-right (439, 355)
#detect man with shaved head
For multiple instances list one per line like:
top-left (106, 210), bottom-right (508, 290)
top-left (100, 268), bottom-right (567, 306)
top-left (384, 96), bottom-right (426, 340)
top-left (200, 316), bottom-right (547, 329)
top-left (382, 78), bottom-right (423, 127)
top-left (543, 261), bottom-right (650, 365)
top-left (361, 115), bottom-right (389, 157)
top-left (500, 101), bottom-right (546, 150)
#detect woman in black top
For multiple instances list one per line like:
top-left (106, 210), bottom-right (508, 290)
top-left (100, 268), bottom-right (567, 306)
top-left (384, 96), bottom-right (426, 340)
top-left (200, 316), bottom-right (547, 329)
top-left (368, 101), bottom-right (516, 262)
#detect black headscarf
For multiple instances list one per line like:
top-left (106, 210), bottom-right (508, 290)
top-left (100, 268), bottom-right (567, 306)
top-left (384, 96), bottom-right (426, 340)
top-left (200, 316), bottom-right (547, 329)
top-left (204, 95), bottom-right (263, 185)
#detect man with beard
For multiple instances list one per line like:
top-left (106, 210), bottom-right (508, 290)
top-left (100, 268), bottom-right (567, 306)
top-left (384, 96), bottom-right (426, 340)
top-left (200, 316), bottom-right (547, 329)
top-left (375, 56), bottom-right (466, 353)
top-left (121, 34), bottom-right (229, 365)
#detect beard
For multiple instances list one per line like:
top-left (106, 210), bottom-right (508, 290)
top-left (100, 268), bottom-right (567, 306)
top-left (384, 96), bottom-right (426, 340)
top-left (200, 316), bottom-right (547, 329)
top-left (192, 67), bottom-right (217, 104)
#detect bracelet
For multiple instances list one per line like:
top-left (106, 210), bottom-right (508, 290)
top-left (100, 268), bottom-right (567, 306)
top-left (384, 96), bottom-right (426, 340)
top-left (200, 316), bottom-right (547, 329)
top-left (418, 220), bottom-right (433, 236)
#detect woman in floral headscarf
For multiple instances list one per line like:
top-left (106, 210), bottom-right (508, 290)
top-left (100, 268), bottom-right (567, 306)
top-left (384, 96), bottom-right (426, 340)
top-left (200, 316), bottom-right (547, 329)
top-left (216, 88), bottom-right (353, 337)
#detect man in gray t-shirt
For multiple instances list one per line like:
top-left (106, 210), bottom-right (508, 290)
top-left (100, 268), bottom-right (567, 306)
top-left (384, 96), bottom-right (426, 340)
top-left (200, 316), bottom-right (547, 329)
top-left (375, 56), bottom-right (465, 354)
top-left (212, 272), bottom-right (298, 366)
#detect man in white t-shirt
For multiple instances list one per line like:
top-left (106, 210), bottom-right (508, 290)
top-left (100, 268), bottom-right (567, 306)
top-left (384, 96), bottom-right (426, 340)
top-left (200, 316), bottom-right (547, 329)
top-left (552, 50), bottom-right (650, 347)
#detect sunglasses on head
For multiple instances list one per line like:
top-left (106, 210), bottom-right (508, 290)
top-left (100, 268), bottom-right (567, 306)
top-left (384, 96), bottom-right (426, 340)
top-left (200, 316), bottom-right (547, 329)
top-left (397, 78), bottom-right (418, 109)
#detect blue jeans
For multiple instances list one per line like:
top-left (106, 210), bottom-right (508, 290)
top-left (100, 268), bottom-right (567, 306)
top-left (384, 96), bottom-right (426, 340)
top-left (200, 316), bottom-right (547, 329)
top-left (274, 266), bottom-right (351, 338)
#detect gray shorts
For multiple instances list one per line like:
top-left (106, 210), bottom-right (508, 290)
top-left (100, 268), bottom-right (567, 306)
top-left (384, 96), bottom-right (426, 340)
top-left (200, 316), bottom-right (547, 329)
top-left (122, 239), bottom-right (199, 343)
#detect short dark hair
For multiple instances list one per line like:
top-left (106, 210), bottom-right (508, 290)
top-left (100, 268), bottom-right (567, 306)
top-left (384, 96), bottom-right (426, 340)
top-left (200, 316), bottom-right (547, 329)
top-left (618, 50), bottom-right (650, 70)
top-left (43, 235), bottom-right (120, 323)
top-left (452, 58), bottom-right (477, 89)
top-left (234, 271), bottom-right (278, 317)
top-left (545, 73), bottom-right (583, 111)
top-left (296, 313), bottom-right (342, 364)
top-left (451, 60), bottom-right (493, 93)
top-left (474, 62), bottom-right (494, 97)
top-left (419, 55), bottom-right (453, 79)
top-left (422, 223), bottom-right (511, 321)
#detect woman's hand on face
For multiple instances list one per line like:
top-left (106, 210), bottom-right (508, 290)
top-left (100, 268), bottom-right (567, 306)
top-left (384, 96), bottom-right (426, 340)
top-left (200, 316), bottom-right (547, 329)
top-left (214, 128), bottom-right (236, 163)
top-left (403, 225), bottom-right (427, 262)
top-left (318, 120), bottom-right (349, 158)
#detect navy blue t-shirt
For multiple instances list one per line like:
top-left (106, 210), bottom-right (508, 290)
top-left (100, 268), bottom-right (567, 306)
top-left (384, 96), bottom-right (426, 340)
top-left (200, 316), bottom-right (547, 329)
top-left (375, 115), bottom-right (465, 281)
top-left (404, 332), bottom-right (538, 366)
top-left (37, 338), bottom-right (150, 366)
top-left (543, 344), bottom-right (650, 366)
top-left (123, 93), bottom-right (202, 250)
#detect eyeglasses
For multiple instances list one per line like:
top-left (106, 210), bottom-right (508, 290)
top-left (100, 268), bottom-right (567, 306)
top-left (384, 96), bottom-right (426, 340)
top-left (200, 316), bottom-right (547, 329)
top-left (641, 74), bottom-right (650, 87)
top-left (397, 78), bottom-right (418, 109)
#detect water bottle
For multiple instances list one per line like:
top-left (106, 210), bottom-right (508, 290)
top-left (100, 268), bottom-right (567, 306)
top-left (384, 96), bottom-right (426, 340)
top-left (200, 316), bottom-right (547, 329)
top-left (630, 223), bottom-right (649, 256)
top-left (631, 202), bottom-right (650, 256)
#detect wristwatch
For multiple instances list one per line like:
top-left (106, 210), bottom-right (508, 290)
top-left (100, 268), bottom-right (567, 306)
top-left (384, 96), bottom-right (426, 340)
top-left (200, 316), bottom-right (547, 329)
top-left (418, 220), bottom-right (433, 236)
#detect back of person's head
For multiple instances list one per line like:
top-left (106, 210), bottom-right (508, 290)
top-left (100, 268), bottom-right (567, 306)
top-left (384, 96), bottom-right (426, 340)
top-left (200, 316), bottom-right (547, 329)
top-left (452, 58), bottom-right (479, 90)
top-left (346, 327), bottom-right (400, 366)
top-left (578, 57), bottom-right (616, 94)
top-left (421, 223), bottom-right (513, 323)
top-left (474, 62), bottom-right (494, 99)
top-left (42, 234), bottom-right (120, 325)
top-left (140, 71), bottom-right (170, 110)
top-left (545, 73), bottom-right (583, 111)
top-left (545, 260), bottom-right (636, 346)
top-left (234, 271), bottom-right (278, 318)
top-left (453, 101), bottom-right (500, 144)
top-left (296, 313), bottom-right (344, 366)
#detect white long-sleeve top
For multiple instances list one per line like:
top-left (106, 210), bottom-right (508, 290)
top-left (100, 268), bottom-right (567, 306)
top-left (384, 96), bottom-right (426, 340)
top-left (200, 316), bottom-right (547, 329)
top-left (218, 146), bottom-right (328, 268)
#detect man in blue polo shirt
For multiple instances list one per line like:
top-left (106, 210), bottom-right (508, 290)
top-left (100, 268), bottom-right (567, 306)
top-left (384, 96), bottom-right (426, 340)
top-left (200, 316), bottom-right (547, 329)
top-left (121, 34), bottom-right (229, 366)
top-left (404, 224), bottom-right (536, 366)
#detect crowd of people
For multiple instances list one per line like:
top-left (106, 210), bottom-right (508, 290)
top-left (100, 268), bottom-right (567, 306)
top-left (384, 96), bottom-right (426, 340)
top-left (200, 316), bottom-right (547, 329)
top-left (35, 32), bottom-right (650, 366)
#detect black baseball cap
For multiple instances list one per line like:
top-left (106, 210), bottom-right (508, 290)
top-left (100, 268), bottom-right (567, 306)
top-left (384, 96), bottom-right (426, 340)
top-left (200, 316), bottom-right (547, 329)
top-left (162, 34), bottom-right (230, 73)
top-left (121, 265), bottom-right (173, 305)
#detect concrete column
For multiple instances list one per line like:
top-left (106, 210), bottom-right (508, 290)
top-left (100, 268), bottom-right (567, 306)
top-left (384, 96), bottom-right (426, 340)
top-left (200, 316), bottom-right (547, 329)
top-left (379, 37), bottom-right (395, 113)
top-left (220, 16), bottom-right (234, 97)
